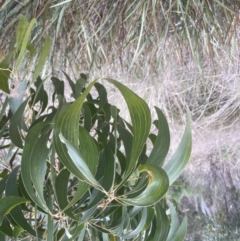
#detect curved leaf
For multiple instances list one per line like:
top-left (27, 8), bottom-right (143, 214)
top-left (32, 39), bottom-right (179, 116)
top-left (164, 112), bottom-right (192, 185)
top-left (16, 17), bottom-right (37, 70)
top-left (119, 164), bottom-right (169, 206)
top-left (171, 217), bottom-right (187, 241)
top-left (166, 202), bottom-right (187, 241)
top-left (122, 207), bottom-right (148, 239)
top-left (59, 133), bottom-right (102, 190)
top-left (33, 35), bottom-right (52, 81)
top-left (21, 122), bottom-right (51, 212)
top-left (0, 196), bottom-right (29, 225)
top-left (9, 97), bottom-right (29, 148)
top-left (53, 79), bottom-right (98, 183)
top-left (5, 166), bottom-right (39, 237)
top-left (147, 107), bottom-right (170, 166)
top-left (105, 78), bottom-right (151, 186)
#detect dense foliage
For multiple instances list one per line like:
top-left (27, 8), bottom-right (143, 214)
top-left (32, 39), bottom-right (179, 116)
top-left (0, 74), bottom-right (191, 240)
top-left (0, 11), bottom-right (192, 241)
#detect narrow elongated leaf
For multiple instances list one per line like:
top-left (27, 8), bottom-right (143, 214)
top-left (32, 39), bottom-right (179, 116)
top-left (59, 133), bottom-right (102, 190)
top-left (9, 98), bottom-right (29, 148)
top-left (16, 18), bottom-right (37, 70)
top-left (54, 114), bottom-right (98, 215)
top-left (105, 78), bottom-right (151, 186)
top-left (21, 122), bottom-right (51, 212)
top-left (30, 135), bottom-right (49, 210)
top-left (0, 217), bottom-right (13, 237)
top-left (0, 63), bottom-right (10, 94)
top-left (53, 79), bottom-right (98, 185)
top-left (16, 15), bottom-right (28, 51)
top-left (5, 166), bottom-right (39, 237)
top-left (94, 82), bottom-right (108, 111)
top-left (0, 232), bottom-right (5, 240)
top-left (0, 97), bottom-right (9, 121)
top-left (119, 164), bottom-right (169, 206)
top-left (80, 144), bottom-right (115, 215)
top-left (46, 185), bottom-right (54, 241)
top-left (30, 77), bottom-right (48, 114)
top-left (0, 50), bottom-right (15, 93)
top-left (0, 197), bottom-right (29, 225)
top-left (117, 124), bottom-right (133, 163)
top-left (147, 107), bottom-right (170, 166)
top-left (123, 207), bottom-right (148, 239)
top-left (110, 206), bottom-right (129, 236)
top-left (51, 77), bottom-right (65, 101)
top-left (155, 202), bottom-right (170, 241)
top-left (9, 80), bottom-right (28, 114)
top-left (13, 226), bottom-right (24, 241)
top-left (33, 35), bottom-right (52, 81)
top-left (166, 202), bottom-right (180, 241)
top-left (170, 216), bottom-right (187, 241)
top-left (0, 175), bottom-right (8, 197)
top-left (164, 113), bottom-right (192, 185)
top-left (55, 168), bottom-right (75, 218)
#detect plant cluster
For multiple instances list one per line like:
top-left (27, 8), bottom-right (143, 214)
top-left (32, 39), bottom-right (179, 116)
top-left (0, 70), bottom-right (191, 240)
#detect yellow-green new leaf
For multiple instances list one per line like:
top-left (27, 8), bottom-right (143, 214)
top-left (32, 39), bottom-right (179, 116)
top-left (33, 35), bottom-right (52, 81)
top-left (16, 17), bottom-right (37, 70)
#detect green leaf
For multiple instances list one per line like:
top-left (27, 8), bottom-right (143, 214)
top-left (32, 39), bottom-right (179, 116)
top-left (9, 97), bottom-right (29, 148)
top-left (9, 80), bottom-right (28, 114)
top-left (0, 63), bottom-right (10, 94)
top-left (122, 207), bottom-right (148, 239)
top-left (167, 203), bottom-right (178, 237)
top-left (0, 231), bottom-right (6, 240)
top-left (0, 171), bottom-right (9, 196)
top-left (5, 166), bottom-right (40, 237)
top-left (0, 196), bottom-right (29, 225)
top-left (80, 144), bottom-right (115, 217)
top-left (53, 79), bottom-right (98, 185)
top-left (51, 77), bottom-right (64, 101)
top-left (46, 185), bottom-right (54, 241)
top-left (21, 122), bottom-right (51, 212)
top-left (59, 133), bottom-right (102, 190)
top-left (13, 226), bottom-right (24, 241)
top-left (119, 164), bottom-right (169, 206)
top-left (147, 107), bottom-right (170, 166)
top-left (164, 112), bottom-right (192, 185)
top-left (16, 15), bottom-right (28, 52)
top-left (55, 169), bottom-right (72, 212)
top-left (30, 76), bottom-right (48, 114)
top-left (155, 202), bottom-right (170, 241)
top-left (105, 78), bottom-right (151, 186)
top-left (0, 50), bottom-right (15, 94)
top-left (170, 216), bottom-right (187, 241)
top-left (33, 35), bottom-right (52, 81)
top-left (16, 17), bottom-right (37, 70)
top-left (94, 82), bottom-right (108, 111)
top-left (0, 218), bottom-right (13, 238)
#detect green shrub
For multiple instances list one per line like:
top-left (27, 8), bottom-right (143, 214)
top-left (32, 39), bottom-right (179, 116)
top-left (0, 72), bottom-right (192, 240)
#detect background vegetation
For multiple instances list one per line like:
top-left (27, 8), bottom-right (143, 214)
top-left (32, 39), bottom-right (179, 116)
top-left (1, 0), bottom-right (240, 240)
